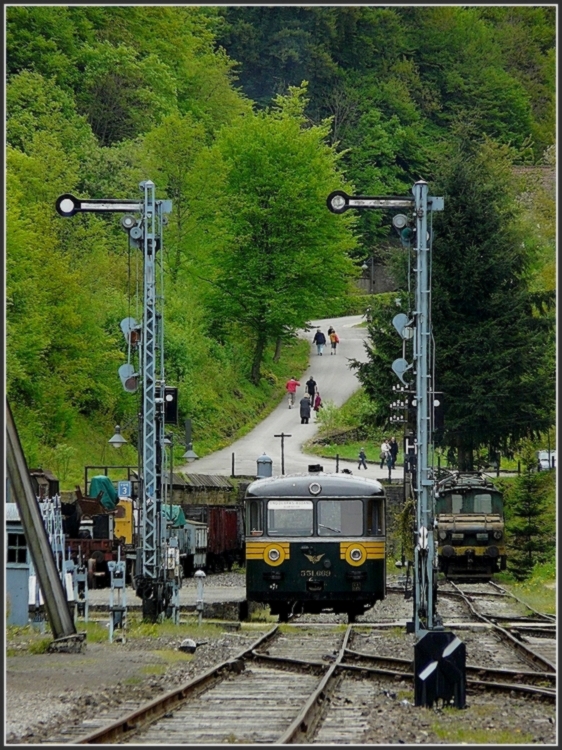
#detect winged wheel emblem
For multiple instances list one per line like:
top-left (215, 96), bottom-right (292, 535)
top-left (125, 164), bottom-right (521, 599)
top-left (304, 553), bottom-right (325, 564)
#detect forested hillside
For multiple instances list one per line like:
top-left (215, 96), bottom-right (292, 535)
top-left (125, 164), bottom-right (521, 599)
top-left (6, 6), bottom-right (555, 484)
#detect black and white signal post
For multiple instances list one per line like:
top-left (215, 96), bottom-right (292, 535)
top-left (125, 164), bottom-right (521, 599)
top-left (328, 184), bottom-right (466, 708)
top-left (56, 182), bottom-right (180, 622)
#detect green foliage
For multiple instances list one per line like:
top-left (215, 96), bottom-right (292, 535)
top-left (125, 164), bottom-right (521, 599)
top-left (430, 136), bottom-right (555, 467)
top-left (188, 83), bottom-right (358, 383)
top-left (495, 560), bottom-right (556, 615)
top-left (351, 293), bottom-right (409, 430)
top-left (28, 638), bottom-right (52, 655)
top-left (81, 620), bottom-right (110, 643)
top-left (75, 41), bottom-right (178, 146)
top-left (312, 388), bottom-right (376, 436)
top-left (5, 6), bottom-right (555, 489)
top-left (354, 139), bottom-right (556, 472)
top-left (6, 71), bottom-right (96, 155)
top-left (431, 721), bottom-right (533, 745)
top-left (503, 469), bottom-right (555, 579)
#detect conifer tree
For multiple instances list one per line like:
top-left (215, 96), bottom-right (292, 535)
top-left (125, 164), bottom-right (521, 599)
top-left (430, 136), bottom-right (555, 469)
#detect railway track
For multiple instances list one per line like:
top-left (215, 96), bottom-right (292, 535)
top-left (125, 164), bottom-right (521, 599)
top-left (42, 585), bottom-right (556, 745)
top-left (439, 579), bottom-right (557, 673)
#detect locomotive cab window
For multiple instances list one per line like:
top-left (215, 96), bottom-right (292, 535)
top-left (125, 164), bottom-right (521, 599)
top-left (267, 500), bottom-right (313, 536)
top-left (246, 500), bottom-right (263, 536)
top-left (473, 493), bottom-right (492, 513)
top-left (317, 499), bottom-right (363, 536)
top-left (451, 493), bottom-right (464, 513)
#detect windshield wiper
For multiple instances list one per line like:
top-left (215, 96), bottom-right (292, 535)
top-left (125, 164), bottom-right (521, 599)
top-left (318, 523), bottom-right (341, 533)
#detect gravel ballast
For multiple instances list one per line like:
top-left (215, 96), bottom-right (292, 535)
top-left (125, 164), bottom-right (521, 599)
top-left (6, 572), bottom-right (557, 745)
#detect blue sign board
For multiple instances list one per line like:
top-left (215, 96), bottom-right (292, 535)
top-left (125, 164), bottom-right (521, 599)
top-left (118, 480), bottom-right (132, 498)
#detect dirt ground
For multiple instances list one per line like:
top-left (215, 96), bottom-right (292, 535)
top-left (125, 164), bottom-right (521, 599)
top-left (6, 615), bottom-right (260, 743)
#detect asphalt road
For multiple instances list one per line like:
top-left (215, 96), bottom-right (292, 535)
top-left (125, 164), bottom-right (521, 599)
top-left (176, 314), bottom-right (387, 478)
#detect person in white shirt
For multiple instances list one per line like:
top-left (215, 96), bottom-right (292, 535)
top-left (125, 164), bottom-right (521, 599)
top-left (380, 439), bottom-right (390, 468)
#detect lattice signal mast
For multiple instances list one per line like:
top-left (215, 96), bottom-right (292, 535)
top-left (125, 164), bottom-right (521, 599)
top-left (56, 182), bottom-right (178, 622)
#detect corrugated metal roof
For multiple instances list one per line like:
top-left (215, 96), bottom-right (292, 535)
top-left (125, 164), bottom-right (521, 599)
top-left (182, 474), bottom-right (234, 490)
top-left (162, 471), bottom-right (190, 487)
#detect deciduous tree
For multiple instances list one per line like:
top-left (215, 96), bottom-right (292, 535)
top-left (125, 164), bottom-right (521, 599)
top-left (188, 85), bottom-right (357, 384)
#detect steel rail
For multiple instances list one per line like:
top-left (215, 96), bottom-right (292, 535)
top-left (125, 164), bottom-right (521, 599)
top-left (74, 626), bottom-right (278, 744)
top-left (333, 661), bottom-right (556, 700)
top-left (489, 580), bottom-right (556, 622)
top-left (345, 648), bottom-right (556, 686)
top-left (277, 625), bottom-right (352, 744)
top-left (447, 582), bottom-right (556, 673)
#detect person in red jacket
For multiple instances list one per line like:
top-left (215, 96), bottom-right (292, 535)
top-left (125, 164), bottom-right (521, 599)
top-left (313, 392), bottom-right (322, 412)
top-left (285, 376), bottom-right (300, 408)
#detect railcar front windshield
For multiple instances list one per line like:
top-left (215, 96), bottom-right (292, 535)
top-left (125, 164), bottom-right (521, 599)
top-left (317, 499), bottom-right (363, 536)
top-left (263, 497), bottom-right (385, 537)
top-left (267, 500), bottom-right (313, 536)
top-left (439, 491), bottom-right (502, 515)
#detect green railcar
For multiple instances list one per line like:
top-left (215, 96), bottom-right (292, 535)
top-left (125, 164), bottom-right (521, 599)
top-left (245, 472), bottom-right (386, 622)
top-left (435, 471), bottom-right (507, 580)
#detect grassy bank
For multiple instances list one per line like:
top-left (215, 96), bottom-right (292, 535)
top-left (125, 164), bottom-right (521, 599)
top-left (22, 338), bottom-right (310, 492)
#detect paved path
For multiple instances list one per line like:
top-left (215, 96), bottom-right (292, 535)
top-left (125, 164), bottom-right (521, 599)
top-left (176, 314), bottom-right (395, 479)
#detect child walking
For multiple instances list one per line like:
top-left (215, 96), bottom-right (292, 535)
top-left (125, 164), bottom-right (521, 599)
top-left (358, 447), bottom-right (368, 470)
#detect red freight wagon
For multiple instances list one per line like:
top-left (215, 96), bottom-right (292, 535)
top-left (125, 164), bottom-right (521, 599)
top-left (181, 505), bottom-right (244, 572)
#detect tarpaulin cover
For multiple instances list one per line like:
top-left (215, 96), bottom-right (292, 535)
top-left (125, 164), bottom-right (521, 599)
top-left (163, 504), bottom-right (186, 528)
top-left (89, 475), bottom-right (119, 510)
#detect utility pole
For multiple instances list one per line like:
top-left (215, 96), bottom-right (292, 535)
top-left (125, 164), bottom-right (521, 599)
top-left (274, 432), bottom-right (292, 475)
top-left (55, 183), bottom-right (179, 623)
top-left (327, 185), bottom-right (465, 708)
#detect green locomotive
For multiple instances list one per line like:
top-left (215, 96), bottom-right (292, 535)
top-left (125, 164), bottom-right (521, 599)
top-left (244, 472), bottom-right (386, 622)
top-left (435, 470), bottom-right (507, 580)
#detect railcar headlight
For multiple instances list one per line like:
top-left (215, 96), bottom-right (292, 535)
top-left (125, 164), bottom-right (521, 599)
top-left (439, 530), bottom-right (448, 541)
top-left (493, 530), bottom-right (503, 540)
top-left (350, 548), bottom-right (362, 562)
top-left (268, 548), bottom-right (280, 562)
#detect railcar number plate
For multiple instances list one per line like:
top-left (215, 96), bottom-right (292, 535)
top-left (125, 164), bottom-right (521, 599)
top-left (301, 569), bottom-right (331, 577)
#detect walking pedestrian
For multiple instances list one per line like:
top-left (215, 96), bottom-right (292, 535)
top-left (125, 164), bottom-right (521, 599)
top-left (312, 328), bottom-right (326, 356)
top-left (305, 375), bottom-right (317, 402)
top-left (389, 436), bottom-right (399, 469)
top-left (285, 376), bottom-right (300, 408)
top-left (358, 447), bottom-right (368, 470)
top-left (329, 330), bottom-right (339, 355)
top-left (313, 392), bottom-right (323, 418)
top-left (299, 394), bottom-right (312, 424)
top-left (380, 438), bottom-right (390, 468)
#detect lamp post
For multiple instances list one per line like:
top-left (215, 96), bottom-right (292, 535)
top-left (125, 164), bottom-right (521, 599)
top-left (361, 257), bottom-right (375, 294)
top-left (182, 419), bottom-right (199, 464)
top-left (182, 443), bottom-right (198, 463)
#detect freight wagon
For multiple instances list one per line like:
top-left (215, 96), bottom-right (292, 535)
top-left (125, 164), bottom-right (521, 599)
top-left (181, 504), bottom-right (244, 572)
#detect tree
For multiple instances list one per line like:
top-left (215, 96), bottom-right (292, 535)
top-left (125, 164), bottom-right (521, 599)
top-left (353, 135), bottom-right (555, 469)
top-left (188, 85), bottom-right (358, 384)
top-left (430, 136), bottom-right (555, 468)
top-left (351, 294), bottom-right (407, 430)
top-left (505, 459), bottom-right (555, 579)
